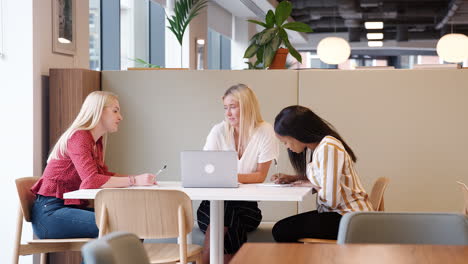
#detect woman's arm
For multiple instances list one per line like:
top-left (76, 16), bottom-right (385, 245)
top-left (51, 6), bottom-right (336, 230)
top-left (101, 173), bottom-right (155, 188)
top-left (68, 132), bottom-right (155, 188)
top-left (270, 173), bottom-right (307, 184)
top-left (238, 161), bottom-right (272, 184)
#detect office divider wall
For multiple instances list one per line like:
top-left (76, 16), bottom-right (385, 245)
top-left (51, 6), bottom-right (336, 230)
top-left (102, 70), bottom-right (304, 221)
top-left (298, 69), bottom-right (468, 212)
top-left (103, 69), bottom-right (468, 216)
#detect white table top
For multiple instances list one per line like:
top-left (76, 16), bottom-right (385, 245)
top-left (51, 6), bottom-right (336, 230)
top-left (63, 181), bottom-right (312, 201)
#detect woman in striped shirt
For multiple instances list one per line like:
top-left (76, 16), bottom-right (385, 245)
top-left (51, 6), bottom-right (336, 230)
top-left (271, 105), bottom-right (373, 242)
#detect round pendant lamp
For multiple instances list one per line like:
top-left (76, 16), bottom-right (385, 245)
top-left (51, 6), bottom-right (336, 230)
top-left (317, 37), bottom-right (351, 65)
top-left (436, 33), bottom-right (468, 63)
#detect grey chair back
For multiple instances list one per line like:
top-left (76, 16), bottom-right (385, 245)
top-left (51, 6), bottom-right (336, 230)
top-left (337, 212), bottom-right (468, 245)
top-left (82, 232), bottom-right (150, 264)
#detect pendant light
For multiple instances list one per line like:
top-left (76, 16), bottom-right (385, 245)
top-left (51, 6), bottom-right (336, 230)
top-left (317, 37), bottom-right (351, 64)
top-left (436, 33), bottom-right (468, 63)
top-left (317, 7), bottom-right (351, 65)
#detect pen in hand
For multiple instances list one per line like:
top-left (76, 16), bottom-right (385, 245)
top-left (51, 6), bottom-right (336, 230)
top-left (274, 159), bottom-right (280, 183)
top-left (154, 165), bottom-right (167, 184)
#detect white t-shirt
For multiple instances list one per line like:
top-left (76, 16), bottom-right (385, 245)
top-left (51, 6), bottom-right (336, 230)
top-left (203, 121), bottom-right (279, 174)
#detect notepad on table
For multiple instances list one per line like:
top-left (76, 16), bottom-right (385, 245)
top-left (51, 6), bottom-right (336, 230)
top-left (257, 183), bottom-right (293, 187)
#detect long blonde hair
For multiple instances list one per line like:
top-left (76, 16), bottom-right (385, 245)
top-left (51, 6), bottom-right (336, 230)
top-left (48, 91), bottom-right (118, 162)
top-left (223, 84), bottom-right (264, 156)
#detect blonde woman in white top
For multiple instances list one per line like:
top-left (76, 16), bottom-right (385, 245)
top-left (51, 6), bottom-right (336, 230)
top-left (197, 84), bottom-right (279, 263)
top-left (271, 105), bottom-right (372, 242)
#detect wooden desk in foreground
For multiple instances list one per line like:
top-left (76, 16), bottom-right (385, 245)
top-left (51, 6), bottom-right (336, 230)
top-left (230, 243), bottom-right (468, 264)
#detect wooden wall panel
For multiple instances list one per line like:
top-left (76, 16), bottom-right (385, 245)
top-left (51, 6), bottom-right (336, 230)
top-left (49, 68), bottom-right (100, 149)
top-left (48, 68), bottom-right (100, 264)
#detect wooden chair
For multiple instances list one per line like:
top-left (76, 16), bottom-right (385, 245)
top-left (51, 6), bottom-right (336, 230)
top-left (456, 181), bottom-right (468, 215)
top-left (299, 177), bottom-right (390, 244)
top-left (95, 189), bottom-right (203, 264)
top-left (12, 177), bottom-right (91, 264)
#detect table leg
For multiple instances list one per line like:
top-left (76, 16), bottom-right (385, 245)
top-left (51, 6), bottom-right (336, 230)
top-left (210, 200), bottom-right (224, 264)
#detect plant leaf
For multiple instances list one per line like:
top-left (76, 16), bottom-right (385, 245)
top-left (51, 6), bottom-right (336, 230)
top-left (247, 19), bottom-right (267, 28)
top-left (166, 0), bottom-right (208, 46)
top-left (256, 46), bottom-right (264, 63)
top-left (283, 37), bottom-right (302, 63)
top-left (270, 36), bottom-right (281, 51)
top-left (283, 22), bottom-right (313, 32)
top-left (257, 28), bottom-right (278, 45)
top-left (249, 32), bottom-right (261, 45)
top-left (275, 1), bottom-right (292, 26)
top-left (131, 58), bottom-right (160, 68)
top-left (278, 27), bottom-right (288, 42)
top-left (265, 10), bottom-right (275, 28)
top-left (244, 43), bottom-right (259, 58)
top-left (263, 44), bottom-right (275, 68)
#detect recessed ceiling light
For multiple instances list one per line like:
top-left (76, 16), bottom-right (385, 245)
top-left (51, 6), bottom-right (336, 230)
top-left (368, 41), bottom-right (383, 47)
top-left (367, 33), bottom-right (384, 40)
top-left (365, 22), bottom-right (384, 29)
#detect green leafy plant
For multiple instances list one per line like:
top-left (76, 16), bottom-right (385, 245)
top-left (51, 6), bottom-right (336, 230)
top-left (131, 58), bottom-right (161, 68)
top-left (245, 61), bottom-right (263, 70)
top-left (166, 0), bottom-right (208, 67)
top-left (244, 1), bottom-right (312, 69)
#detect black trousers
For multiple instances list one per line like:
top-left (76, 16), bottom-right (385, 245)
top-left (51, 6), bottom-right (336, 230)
top-left (272, 210), bottom-right (342, 242)
top-left (197, 200), bottom-right (262, 254)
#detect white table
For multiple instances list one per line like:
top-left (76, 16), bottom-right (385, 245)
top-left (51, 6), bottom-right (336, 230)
top-left (64, 182), bottom-right (312, 264)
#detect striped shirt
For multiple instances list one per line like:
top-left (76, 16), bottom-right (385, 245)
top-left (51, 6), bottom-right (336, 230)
top-left (307, 136), bottom-right (373, 215)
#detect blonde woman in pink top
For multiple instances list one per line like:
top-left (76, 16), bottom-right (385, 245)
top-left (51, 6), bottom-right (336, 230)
top-left (31, 91), bottom-right (156, 239)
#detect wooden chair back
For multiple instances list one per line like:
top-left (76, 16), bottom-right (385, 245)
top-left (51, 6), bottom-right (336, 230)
top-left (369, 177), bottom-right (390, 211)
top-left (95, 189), bottom-right (193, 239)
top-left (456, 181), bottom-right (468, 215)
top-left (13, 177), bottom-right (91, 264)
top-left (15, 177), bottom-right (40, 222)
top-left (301, 177), bottom-right (390, 244)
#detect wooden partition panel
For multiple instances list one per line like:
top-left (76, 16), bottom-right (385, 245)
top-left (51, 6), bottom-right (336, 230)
top-left (299, 69), bottom-right (468, 212)
top-left (102, 70), bottom-right (303, 221)
top-left (49, 68), bottom-right (100, 149)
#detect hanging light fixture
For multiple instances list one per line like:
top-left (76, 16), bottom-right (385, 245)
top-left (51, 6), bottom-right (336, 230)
top-left (317, 7), bottom-right (351, 65)
top-left (436, 33), bottom-right (468, 63)
top-left (317, 37), bottom-right (351, 64)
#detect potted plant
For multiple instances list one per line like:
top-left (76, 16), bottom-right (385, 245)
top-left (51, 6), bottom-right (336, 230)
top-left (167, 0), bottom-right (208, 68)
top-left (128, 58), bottom-right (161, 70)
top-left (243, 1), bottom-right (312, 69)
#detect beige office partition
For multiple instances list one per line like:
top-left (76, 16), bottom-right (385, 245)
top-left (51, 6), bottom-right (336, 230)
top-left (102, 70), bottom-right (303, 221)
top-left (299, 69), bottom-right (468, 212)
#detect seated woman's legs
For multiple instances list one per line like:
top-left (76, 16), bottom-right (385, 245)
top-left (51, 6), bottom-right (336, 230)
top-left (197, 200), bottom-right (262, 263)
top-left (272, 210), bottom-right (342, 242)
top-left (31, 195), bottom-right (99, 239)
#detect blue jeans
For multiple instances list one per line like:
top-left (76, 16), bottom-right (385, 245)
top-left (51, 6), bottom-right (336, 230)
top-left (31, 195), bottom-right (99, 239)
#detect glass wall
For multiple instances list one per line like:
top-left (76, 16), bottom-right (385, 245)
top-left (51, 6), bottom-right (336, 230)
top-left (89, 0), bottom-right (100, 70)
top-left (120, 0), bottom-right (149, 70)
top-left (208, 28), bottom-right (232, 70)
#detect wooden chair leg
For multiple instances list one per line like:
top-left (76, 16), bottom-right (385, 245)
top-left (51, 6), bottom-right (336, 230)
top-left (13, 207), bottom-right (23, 264)
top-left (195, 252), bottom-right (203, 264)
top-left (40, 253), bottom-right (47, 264)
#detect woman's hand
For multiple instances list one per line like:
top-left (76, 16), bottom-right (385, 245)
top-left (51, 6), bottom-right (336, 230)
top-left (270, 173), bottom-right (298, 184)
top-left (291, 180), bottom-right (313, 187)
top-left (291, 180), bottom-right (321, 193)
top-left (134, 173), bottom-right (157, 186)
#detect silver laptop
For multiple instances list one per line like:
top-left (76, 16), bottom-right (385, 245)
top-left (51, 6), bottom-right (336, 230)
top-left (180, 151), bottom-right (238, 188)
